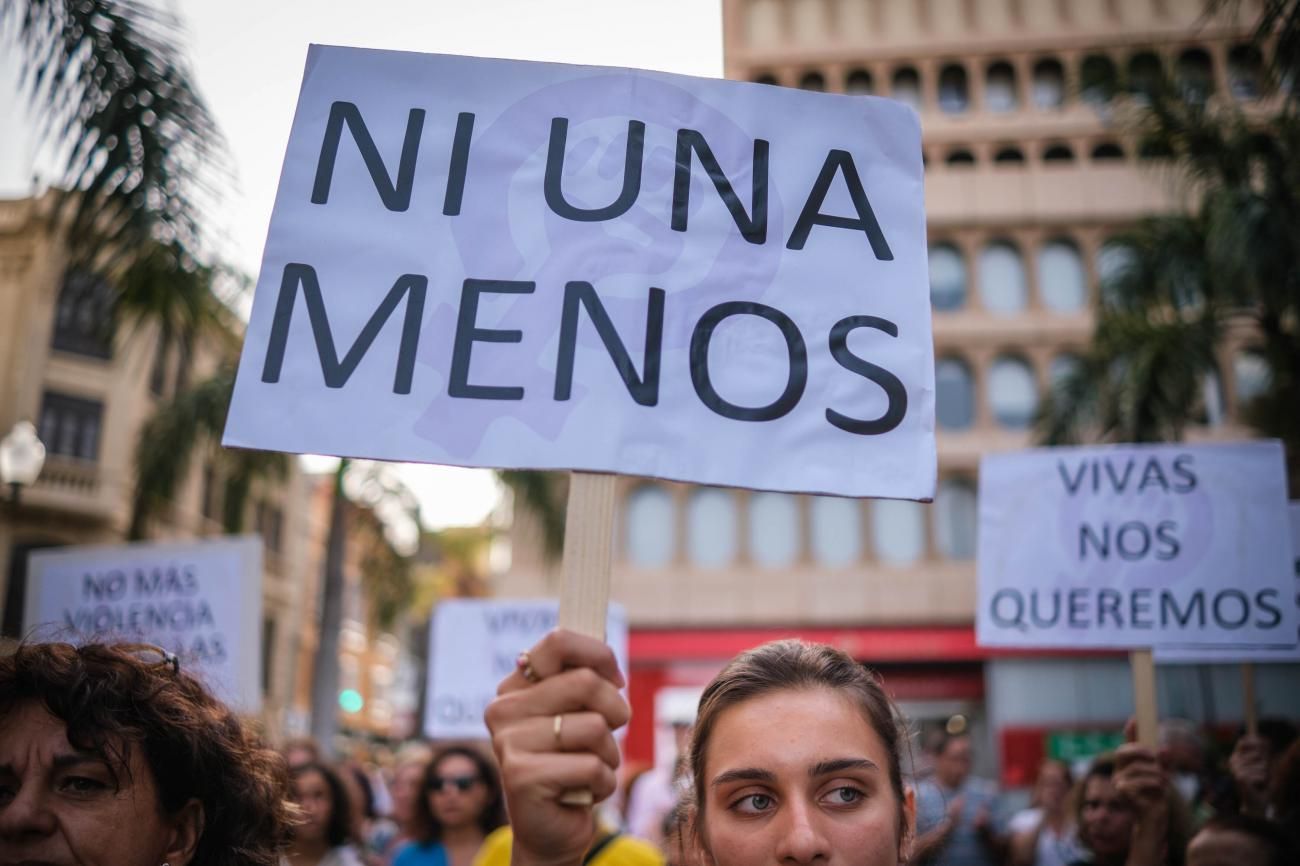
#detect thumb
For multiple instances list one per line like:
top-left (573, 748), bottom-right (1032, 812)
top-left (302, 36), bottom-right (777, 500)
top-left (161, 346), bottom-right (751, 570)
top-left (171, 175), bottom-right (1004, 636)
top-left (1123, 716), bottom-right (1139, 744)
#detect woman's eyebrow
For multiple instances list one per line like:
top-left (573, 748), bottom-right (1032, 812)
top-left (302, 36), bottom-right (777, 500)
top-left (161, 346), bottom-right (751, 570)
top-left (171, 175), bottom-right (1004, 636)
top-left (810, 758), bottom-right (878, 777)
top-left (711, 767), bottom-right (778, 788)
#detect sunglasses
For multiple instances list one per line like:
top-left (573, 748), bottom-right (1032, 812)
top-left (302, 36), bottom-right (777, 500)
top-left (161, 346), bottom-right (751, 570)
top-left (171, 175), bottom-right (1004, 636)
top-left (429, 775), bottom-right (481, 793)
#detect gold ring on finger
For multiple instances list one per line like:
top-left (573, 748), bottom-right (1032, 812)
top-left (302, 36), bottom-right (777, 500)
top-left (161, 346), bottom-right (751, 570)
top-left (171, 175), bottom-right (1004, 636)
top-left (553, 713), bottom-right (564, 749)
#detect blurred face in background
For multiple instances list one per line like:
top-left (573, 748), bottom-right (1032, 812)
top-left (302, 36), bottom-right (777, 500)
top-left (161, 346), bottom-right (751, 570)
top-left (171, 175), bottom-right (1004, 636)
top-left (428, 754), bottom-right (489, 833)
top-left (1079, 775), bottom-right (1134, 863)
top-left (292, 768), bottom-right (334, 845)
top-left (392, 761), bottom-right (426, 831)
top-left (934, 736), bottom-right (973, 789)
top-left (1035, 762), bottom-right (1071, 814)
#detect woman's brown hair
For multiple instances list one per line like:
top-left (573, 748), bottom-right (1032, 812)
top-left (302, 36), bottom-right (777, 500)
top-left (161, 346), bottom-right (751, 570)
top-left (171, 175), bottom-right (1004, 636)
top-left (683, 640), bottom-right (911, 849)
top-left (0, 641), bottom-right (294, 866)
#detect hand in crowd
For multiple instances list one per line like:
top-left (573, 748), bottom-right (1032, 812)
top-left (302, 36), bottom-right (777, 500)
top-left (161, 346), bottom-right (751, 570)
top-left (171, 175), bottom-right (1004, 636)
top-left (1113, 743), bottom-right (1171, 866)
top-left (485, 629), bottom-right (631, 866)
top-left (1228, 734), bottom-right (1270, 816)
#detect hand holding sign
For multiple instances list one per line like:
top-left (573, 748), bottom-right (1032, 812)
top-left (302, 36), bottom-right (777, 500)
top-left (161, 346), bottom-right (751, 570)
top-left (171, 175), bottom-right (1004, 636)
top-left (485, 630), bottom-right (629, 860)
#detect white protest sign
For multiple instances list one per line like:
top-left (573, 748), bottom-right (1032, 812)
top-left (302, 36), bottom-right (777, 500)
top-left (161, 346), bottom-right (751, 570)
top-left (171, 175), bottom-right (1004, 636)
top-left (223, 46), bottom-right (934, 500)
top-left (426, 598), bottom-right (628, 739)
top-left (24, 536), bottom-right (264, 711)
top-left (977, 441), bottom-right (1296, 650)
top-left (1156, 501), bottom-right (1300, 663)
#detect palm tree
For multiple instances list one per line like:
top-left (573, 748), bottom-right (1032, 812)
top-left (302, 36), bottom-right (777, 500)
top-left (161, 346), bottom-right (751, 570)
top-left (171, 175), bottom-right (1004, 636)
top-left (1040, 4), bottom-right (1300, 493)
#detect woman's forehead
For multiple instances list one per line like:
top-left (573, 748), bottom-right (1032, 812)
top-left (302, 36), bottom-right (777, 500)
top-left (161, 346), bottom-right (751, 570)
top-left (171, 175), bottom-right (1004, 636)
top-left (704, 687), bottom-right (889, 779)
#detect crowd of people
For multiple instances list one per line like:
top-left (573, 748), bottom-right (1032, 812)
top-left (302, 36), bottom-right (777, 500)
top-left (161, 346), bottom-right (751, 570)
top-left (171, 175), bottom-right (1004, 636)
top-left (1, 636), bottom-right (1296, 866)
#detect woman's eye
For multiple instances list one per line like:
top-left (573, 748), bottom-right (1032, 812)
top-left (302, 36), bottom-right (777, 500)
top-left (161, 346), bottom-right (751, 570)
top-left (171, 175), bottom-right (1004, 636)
top-left (826, 786), bottom-right (863, 805)
top-left (60, 776), bottom-right (107, 794)
top-left (734, 793), bottom-right (774, 813)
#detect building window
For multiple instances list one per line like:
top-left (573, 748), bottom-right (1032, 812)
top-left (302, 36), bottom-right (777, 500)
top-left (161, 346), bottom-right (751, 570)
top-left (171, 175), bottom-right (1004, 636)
top-left (1080, 54), bottom-right (1118, 104)
top-left (201, 463), bottom-right (221, 523)
top-left (38, 391), bottom-right (104, 462)
top-left (935, 357), bottom-right (975, 430)
top-left (891, 66), bottom-right (922, 109)
top-left (1042, 143), bottom-right (1074, 163)
top-left (985, 61), bottom-right (1018, 112)
top-left (753, 73), bottom-right (779, 86)
top-left (938, 63), bottom-right (969, 113)
top-left (51, 271), bottom-right (114, 359)
top-left (809, 495), bottom-right (861, 567)
top-left (1091, 141), bottom-right (1125, 161)
top-left (988, 355), bottom-right (1038, 429)
top-left (1128, 52), bottom-right (1163, 103)
top-left (945, 148), bottom-right (976, 167)
top-left (978, 241), bottom-right (1028, 314)
top-left (799, 70), bottom-right (826, 91)
top-left (748, 492), bottom-right (799, 568)
top-left (1038, 239), bottom-right (1087, 312)
top-left (929, 243), bottom-right (967, 311)
top-left (1228, 45), bottom-right (1264, 100)
top-left (1176, 48), bottom-right (1214, 104)
top-left (625, 484), bottom-right (675, 568)
top-left (256, 500), bottom-right (284, 554)
top-left (934, 478), bottom-right (977, 560)
top-left (1032, 58), bottom-right (1066, 108)
top-left (687, 487), bottom-right (736, 568)
top-left (1233, 352), bottom-right (1269, 408)
top-left (845, 68), bottom-right (874, 94)
top-left (870, 500), bottom-right (924, 566)
top-left (994, 146), bottom-right (1025, 164)
top-left (1097, 239), bottom-right (1137, 307)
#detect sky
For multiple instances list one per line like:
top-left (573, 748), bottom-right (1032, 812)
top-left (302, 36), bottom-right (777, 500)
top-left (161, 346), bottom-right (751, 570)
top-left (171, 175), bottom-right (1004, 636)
top-left (1, 0), bottom-right (723, 529)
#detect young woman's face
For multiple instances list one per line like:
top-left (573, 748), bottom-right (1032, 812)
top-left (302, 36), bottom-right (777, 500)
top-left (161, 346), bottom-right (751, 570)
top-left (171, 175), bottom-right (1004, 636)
top-left (1079, 775), bottom-right (1134, 861)
top-left (427, 754), bottom-right (489, 832)
top-left (391, 761), bottom-right (425, 826)
top-left (292, 768), bottom-right (334, 843)
top-left (698, 687), bottom-right (911, 866)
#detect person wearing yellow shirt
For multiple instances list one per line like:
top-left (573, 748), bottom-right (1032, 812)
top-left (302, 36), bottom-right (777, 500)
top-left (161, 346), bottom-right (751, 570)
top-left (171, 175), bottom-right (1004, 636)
top-left (472, 824), bottom-right (664, 866)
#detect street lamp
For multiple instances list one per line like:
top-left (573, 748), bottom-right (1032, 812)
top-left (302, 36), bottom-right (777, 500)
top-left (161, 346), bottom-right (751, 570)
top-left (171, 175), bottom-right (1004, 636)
top-left (0, 421), bottom-right (46, 505)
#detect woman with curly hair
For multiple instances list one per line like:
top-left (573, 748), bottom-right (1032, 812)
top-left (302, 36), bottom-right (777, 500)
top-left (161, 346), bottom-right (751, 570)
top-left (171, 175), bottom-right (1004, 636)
top-left (0, 640), bottom-right (294, 866)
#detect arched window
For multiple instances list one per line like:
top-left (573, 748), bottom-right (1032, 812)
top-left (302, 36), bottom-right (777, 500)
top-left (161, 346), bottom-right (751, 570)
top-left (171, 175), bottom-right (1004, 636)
top-left (939, 64), bottom-right (970, 113)
top-left (979, 240), bottom-right (1028, 313)
top-left (1233, 352), bottom-right (1270, 408)
top-left (1042, 143), bottom-right (1074, 163)
top-left (994, 146), bottom-right (1025, 164)
top-left (1128, 52), bottom-right (1164, 102)
top-left (1091, 141), bottom-right (1125, 161)
top-left (845, 68), bottom-right (875, 94)
top-left (929, 243), bottom-right (967, 311)
top-left (1080, 54), bottom-right (1118, 104)
top-left (870, 500), bottom-right (925, 566)
top-left (800, 71), bottom-right (827, 91)
top-left (625, 484), bottom-right (675, 568)
top-left (810, 496), bottom-right (862, 567)
top-left (945, 148), bottom-right (976, 166)
top-left (748, 492), bottom-right (799, 568)
top-left (935, 356), bottom-right (975, 430)
top-left (892, 66), bottom-right (922, 109)
top-left (985, 61), bottom-right (1018, 112)
top-left (1097, 239), bottom-right (1137, 307)
top-left (752, 73), bottom-right (779, 86)
top-left (1176, 48), bottom-right (1214, 103)
top-left (687, 487), bottom-right (737, 567)
top-left (51, 271), bottom-right (115, 359)
top-left (1228, 45), bottom-right (1264, 100)
top-left (1038, 238), bottom-right (1087, 312)
top-left (934, 478), bottom-right (977, 560)
top-left (988, 355), bottom-right (1039, 428)
top-left (1032, 58), bottom-right (1066, 108)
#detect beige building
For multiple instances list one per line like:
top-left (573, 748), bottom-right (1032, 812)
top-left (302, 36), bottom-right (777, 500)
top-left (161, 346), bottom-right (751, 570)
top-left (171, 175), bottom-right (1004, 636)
top-left (501, 0), bottom-right (1290, 772)
top-left (0, 191), bottom-right (312, 734)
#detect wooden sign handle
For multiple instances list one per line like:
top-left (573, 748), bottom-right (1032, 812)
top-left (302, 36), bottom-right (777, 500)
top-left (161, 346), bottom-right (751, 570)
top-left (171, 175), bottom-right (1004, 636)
top-left (557, 471), bottom-right (617, 807)
top-left (1130, 649), bottom-right (1159, 748)
top-left (1242, 662), bottom-right (1258, 737)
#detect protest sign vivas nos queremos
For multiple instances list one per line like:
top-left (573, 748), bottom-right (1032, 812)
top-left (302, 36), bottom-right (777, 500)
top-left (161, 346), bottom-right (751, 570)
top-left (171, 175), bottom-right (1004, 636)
top-left (977, 441), bottom-right (1298, 651)
top-left (222, 46), bottom-right (935, 499)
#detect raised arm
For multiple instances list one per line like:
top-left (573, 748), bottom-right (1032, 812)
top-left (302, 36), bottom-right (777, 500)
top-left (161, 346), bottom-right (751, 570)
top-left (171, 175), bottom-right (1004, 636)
top-left (485, 629), bottom-right (631, 866)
